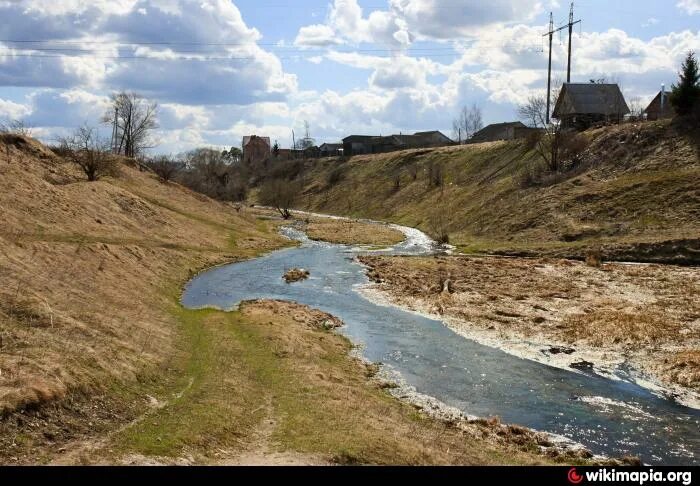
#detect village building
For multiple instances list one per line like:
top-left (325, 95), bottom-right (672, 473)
top-left (242, 135), bottom-right (271, 165)
top-left (319, 143), bottom-right (343, 157)
top-left (644, 90), bottom-right (675, 120)
top-left (342, 131), bottom-right (452, 156)
top-left (468, 122), bottom-right (541, 143)
top-left (553, 83), bottom-right (630, 130)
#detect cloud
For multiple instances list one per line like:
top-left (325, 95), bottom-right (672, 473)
top-left (294, 0), bottom-right (544, 48)
top-left (677, 0), bottom-right (700, 15)
top-left (0, 0), bottom-right (296, 105)
top-left (0, 98), bottom-right (31, 120)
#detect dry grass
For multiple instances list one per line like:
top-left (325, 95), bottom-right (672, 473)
top-left (360, 255), bottom-right (700, 393)
top-left (0, 134), bottom-right (288, 418)
top-left (283, 268), bottom-right (310, 283)
top-left (295, 120), bottom-right (699, 263)
top-left (0, 135), bottom-right (575, 465)
top-left (304, 217), bottom-right (405, 246)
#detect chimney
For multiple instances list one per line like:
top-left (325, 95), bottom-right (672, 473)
top-left (660, 84), bottom-right (665, 112)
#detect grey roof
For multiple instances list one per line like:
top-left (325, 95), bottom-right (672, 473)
top-left (470, 122), bottom-right (526, 141)
top-left (319, 143), bottom-right (343, 150)
top-left (553, 83), bottom-right (630, 117)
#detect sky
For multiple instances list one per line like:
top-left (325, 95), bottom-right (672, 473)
top-left (0, 0), bottom-right (698, 154)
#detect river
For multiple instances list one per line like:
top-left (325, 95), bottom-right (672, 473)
top-left (182, 224), bottom-right (699, 465)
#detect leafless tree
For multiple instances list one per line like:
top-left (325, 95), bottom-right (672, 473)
top-left (0, 119), bottom-right (33, 136)
top-left (518, 94), bottom-right (589, 175)
top-left (146, 155), bottom-right (183, 183)
top-left (58, 125), bottom-right (117, 181)
top-left (628, 96), bottom-right (645, 119)
top-left (258, 179), bottom-right (300, 219)
top-left (103, 92), bottom-right (158, 158)
top-left (452, 104), bottom-right (483, 143)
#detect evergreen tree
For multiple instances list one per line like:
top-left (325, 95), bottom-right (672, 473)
top-left (670, 51), bottom-right (700, 116)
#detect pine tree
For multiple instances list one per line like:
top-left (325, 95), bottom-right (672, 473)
top-left (670, 51), bottom-right (700, 117)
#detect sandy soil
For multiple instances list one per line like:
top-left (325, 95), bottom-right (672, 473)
top-left (358, 255), bottom-right (700, 408)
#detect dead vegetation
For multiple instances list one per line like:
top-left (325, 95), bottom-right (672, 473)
top-left (297, 120), bottom-right (699, 264)
top-left (303, 217), bottom-right (405, 246)
top-left (283, 268), bottom-right (310, 283)
top-left (0, 133), bottom-right (288, 421)
top-left (360, 255), bottom-right (700, 394)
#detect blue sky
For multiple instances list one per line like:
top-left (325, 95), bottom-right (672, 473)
top-left (0, 0), bottom-right (698, 153)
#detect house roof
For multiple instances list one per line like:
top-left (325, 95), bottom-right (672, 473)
top-left (343, 135), bottom-right (379, 143)
top-left (553, 83), bottom-right (630, 118)
top-left (242, 135), bottom-right (271, 148)
top-left (470, 122), bottom-right (526, 141)
top-left (644, 91), bottom-right (674, 113)
top-left (319, 143), bottom-right (343, 150)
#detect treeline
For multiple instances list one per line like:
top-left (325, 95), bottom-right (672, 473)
top-left (146, 147), bottom-right (249, 202)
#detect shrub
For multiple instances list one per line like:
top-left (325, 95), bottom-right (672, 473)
top-left (146, 155), bottom-right (183, 183)
top-left (58, 125), bottom-right (118, 182)
top-left (327, 166), bottom-right (345, 186)
top-left (585, 248), bottom-right (603, 267)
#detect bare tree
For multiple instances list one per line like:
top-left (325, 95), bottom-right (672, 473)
top-left (452, 104), bottom-right (483, 143)
top-left (628, 96), bottom-right (645, 119)
top-left (146, 155), bottom-right (183, 183)
top-left (0, 119), bottom-right (33, 136)
top-left (518, 95), bottom-right (563, 172)
top-left (258, 179), bottom-right (300, 219)
top-left (103, 92), bottom-right (158, 158)
top-left (58, 125), bottom-right (117, 181)
top-left (518, 94), bottom-right (589, 175)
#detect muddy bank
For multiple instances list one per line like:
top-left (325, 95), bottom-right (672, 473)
top-left (489, 238), bottom-right (700, 266)
top-left (358, 255), bottom-right (700, 409)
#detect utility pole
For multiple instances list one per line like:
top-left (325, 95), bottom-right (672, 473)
top-left (545, 12), bottom-right (554, 124)
top-left (543, 4), bottom-right (581, 122)
top-left (292, 130), bottom-right (296, 159)
top-left (566, 3), bottom-right (581, 83)
top-left (111, 106), bottom-right (118, 154)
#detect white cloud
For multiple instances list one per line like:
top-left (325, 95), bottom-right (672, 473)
top-left (677, 0), bottom-right (700, 15)
top-left (0, 99), bottom-right (31, 120)
top-left (0, 0), bottom-right (296, 105)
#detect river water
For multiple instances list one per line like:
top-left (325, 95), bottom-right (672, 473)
top-left (182, 226), bottom-right (699, 465)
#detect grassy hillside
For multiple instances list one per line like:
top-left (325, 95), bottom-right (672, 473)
top-left (295, 120), bottom-right (699, 263)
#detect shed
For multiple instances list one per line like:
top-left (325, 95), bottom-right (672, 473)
top-left (553, 83), bottom-right (630, 130)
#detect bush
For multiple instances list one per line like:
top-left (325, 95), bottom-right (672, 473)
top-left (58, 125), bottom-right (118, 182)
top-left (427, 162), bottom-right (444, 188)
top-left (327, 166), bottom-right (345, 186)
top-left (585, 248), bottom-right (603, 267)
top-left (146, 155), bottom-right (183, 183)
top-left (524, 131), bottom-right (543, 151)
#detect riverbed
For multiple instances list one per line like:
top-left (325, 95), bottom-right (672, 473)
top-left (181, 225), bottom-right (699, 465)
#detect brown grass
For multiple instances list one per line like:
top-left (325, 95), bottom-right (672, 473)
top-left (360, 254), bottom-right (700, 393)
top-left (294, 120), bottom-right (699, 263)
top-left (0, 135), bottom-right (288, 417)
top-left (304, 217), bottom-right (404, 246)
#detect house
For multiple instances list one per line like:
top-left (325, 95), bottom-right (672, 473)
top-left (468, 122), bottom-right (541, 143)
top-left (319, 143), bottom-right (343, 157)
top-left (644, 90), bottom-right (675, 120)
top-left (342, 131), bottom-right (453, 156)
top-left (242, 135), bottom-right (271, 165)
top-left (553, 83), bottom-right (630, 130)
top-left (342, 135), bottom-right (378, 156)
top-left (403, 131), bottom-right (454, 148)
